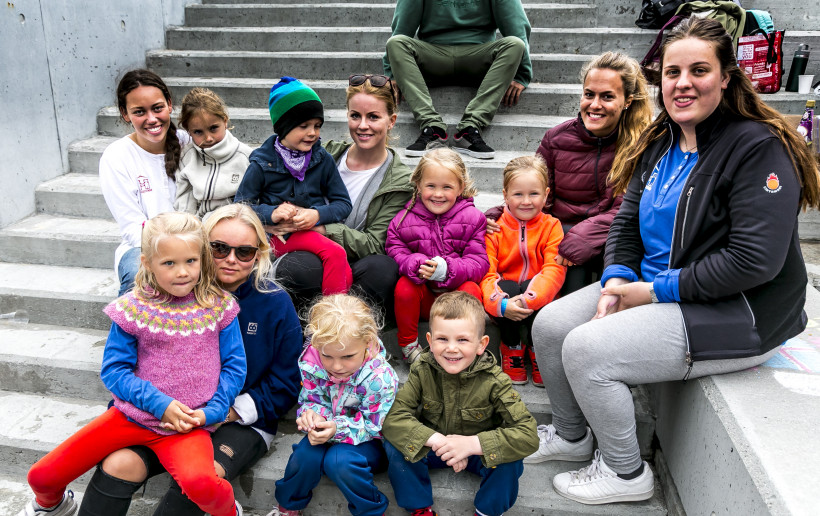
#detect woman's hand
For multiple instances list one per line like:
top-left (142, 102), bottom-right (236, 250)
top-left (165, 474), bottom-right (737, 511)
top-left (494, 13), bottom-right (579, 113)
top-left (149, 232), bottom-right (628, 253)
top-left (223, 407), bottom-right (240, 424)
top-left (504, 295), bottom-right (533, 321)
top-left (594, 277), bottom-right (630, 319)
top-left (485, 218), bottom-right (501, 235)
top-left (555, 254), bottom-right (575, 267)
top-left (265, 221), bottom-right (299, 235)
top-left (311, 224), bottom-right (327, 235)
top-left (418, 260), bottom-right (437, 280)
top-left (293, 208), bottom-right (320, 231)
top-left (601, 281), bottom-right (653, 311)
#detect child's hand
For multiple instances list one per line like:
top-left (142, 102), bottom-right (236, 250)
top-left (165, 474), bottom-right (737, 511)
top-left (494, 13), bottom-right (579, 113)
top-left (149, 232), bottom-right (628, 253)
top-left (485, 218), bottom-right (501, 235)
top-left (161, 400), bottom-right (199, 433)
top-left (435, 435), bottom-right (482, 466)
top-left (418, 260), bottom-right (437, 281)
top-left (308, 420), bottom-right (337, 445)
top-left (555, 254), bottom-right (575, 267)
top-left (296, 408), bottom-right (326, 433)
top-left (271, 203), bottom-right (298, 224)
top-left (293, 208), bottom-right (320, 230)
top-left (504, 295), bottom-right (533, 321)
top-left (425, 432), bottom-right (447, 450)
top-left (452, 458), bottom-right (469, 473)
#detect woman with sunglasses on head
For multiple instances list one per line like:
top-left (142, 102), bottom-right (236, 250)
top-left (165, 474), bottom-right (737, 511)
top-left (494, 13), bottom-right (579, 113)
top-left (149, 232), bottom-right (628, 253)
top-left (273, 74), bottom-right (414, 315)
top-left (78, 204), bottom-right (302, 516)
top-left (526, 17), bottom-right (820, 505)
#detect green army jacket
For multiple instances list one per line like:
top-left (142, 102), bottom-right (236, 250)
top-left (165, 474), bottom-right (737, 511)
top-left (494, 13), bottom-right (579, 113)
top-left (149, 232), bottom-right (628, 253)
top-left (382, 351), bottom-right (538, 468)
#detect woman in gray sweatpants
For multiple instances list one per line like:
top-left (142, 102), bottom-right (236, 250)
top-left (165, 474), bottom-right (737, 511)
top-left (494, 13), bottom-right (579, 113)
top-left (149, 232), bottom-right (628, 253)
top-left (526, 16), bottom-right (820, 507)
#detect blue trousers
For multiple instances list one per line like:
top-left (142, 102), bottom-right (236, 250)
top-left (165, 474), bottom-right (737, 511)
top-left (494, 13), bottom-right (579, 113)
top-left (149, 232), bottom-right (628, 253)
top-left (117, 247), bottom-right (141, 296)
top-left (275, 437), bottom-right (388, 516)
top-left (384, 440), bottom-right (524, 516)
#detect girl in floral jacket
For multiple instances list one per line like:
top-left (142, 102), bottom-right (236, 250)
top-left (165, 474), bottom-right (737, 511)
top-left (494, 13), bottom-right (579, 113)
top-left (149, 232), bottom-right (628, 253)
top-left (271, 294), bottom-right (398, 516)
top-left (385, 147), bottom-right (489, 364)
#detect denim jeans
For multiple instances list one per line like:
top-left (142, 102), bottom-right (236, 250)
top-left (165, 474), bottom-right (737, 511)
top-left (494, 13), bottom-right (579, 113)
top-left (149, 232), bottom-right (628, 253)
top-left (117, 247), bottom-right (141, 296)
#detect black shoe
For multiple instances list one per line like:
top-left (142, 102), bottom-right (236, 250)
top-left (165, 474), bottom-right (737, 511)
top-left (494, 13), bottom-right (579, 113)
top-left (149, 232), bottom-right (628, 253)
top-left (453, 126), bottom-right (495, 159)
top-left (406, 126), bottom-right (447, 157)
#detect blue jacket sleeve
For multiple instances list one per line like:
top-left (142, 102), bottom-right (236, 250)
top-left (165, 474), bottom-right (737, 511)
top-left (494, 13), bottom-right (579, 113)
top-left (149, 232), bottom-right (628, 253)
top-left (245, 299), bottom-right (303, 431)
top-left (313, 151), bottom-right (352, 225)
top-left (654, 269), bottom-right (681, 302)
top-left (202, 319), bottom-right (247, 425)
top-left (234, 161), bottom-right (277, 224)
top-left (100, 322), bottom-right (173, 419)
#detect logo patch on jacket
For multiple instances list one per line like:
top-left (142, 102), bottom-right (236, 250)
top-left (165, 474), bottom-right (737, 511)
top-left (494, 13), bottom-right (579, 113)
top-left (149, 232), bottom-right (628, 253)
top-left (137, 176), bottom-right (152, 193)
top-left (231, 174), bottom-right (240, 183)
top-left (247, 322), bottom-right (258, 335)
top-left (764, 173), bottom-right (781, 193)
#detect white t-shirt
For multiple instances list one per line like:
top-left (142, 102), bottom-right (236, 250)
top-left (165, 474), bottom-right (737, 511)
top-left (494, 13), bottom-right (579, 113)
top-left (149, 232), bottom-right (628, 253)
top-left (99, 131), bottom-right (191, 270)
top-left (337, 148), bottom-right (380, 207)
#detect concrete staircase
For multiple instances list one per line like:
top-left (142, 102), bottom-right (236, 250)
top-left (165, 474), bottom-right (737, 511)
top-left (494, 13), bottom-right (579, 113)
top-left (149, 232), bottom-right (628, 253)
top-left (2, 0), bottom-right (820, 514)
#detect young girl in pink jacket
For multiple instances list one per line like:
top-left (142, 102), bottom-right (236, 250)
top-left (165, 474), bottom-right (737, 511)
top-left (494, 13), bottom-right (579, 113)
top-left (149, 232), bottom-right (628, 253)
top-left (385, 147), bottom-right (489, 363)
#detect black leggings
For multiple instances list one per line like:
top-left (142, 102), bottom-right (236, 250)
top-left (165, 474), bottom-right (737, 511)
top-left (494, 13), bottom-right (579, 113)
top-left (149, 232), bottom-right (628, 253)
top-left (78, 423), bottom-right (266, 516)
top-left (275, 252), bottom-right (399, 318)
top-left (490, 279), bottom-right (540, 348)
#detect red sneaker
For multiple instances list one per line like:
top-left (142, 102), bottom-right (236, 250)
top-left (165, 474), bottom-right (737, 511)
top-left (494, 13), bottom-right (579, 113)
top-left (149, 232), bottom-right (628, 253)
top-left (411, 508), bottom-right (438, 516)
top-left (500, 343), bottom-right (527, 384)
top-left (529, 347), bottom-right (544, 387)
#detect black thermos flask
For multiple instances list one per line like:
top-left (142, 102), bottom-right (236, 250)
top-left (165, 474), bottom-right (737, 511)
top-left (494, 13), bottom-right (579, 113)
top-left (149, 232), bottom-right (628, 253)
top-left (786, 44), bottom-right (810, 92)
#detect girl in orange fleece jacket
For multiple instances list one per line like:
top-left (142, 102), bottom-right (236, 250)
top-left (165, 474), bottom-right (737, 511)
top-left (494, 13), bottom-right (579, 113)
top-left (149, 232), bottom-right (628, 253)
top-left (481, 156), bottom-right (566, 386)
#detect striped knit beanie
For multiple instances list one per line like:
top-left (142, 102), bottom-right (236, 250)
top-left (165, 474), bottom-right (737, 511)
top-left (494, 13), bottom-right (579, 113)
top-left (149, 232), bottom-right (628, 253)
top-left (268, 77), bottom-right (324, 138)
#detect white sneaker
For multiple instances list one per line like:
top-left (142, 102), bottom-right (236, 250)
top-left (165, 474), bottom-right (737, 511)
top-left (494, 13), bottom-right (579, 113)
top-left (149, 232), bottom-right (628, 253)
top-left (401, 340), bottom-right (422, 364)
top-left (17, 490), bottom-right (78, 516)
top-left (235, 500), bottom-right (244, 516)
top-left (524, 424), bottom-right (593, 463)
top-left (552, 450), bottom-right (654, 505)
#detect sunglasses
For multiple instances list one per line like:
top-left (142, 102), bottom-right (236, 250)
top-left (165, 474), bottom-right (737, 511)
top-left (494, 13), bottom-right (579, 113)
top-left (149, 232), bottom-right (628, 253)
top-left (210, 241), bottom-right (258, 262)
top-left (349, 74), bottom-right (394, 93)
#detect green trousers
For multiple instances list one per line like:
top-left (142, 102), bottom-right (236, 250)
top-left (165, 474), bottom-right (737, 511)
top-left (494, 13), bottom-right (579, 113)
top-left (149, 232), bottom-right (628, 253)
top-left (385, 35), bottom-right (525, 133)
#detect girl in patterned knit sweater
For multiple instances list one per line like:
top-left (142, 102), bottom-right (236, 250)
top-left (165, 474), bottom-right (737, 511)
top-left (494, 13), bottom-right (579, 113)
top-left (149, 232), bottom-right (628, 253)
top-left (18, 212), bottom-right (247, 516)
top-left (268, 294), bottom-right (398, 516)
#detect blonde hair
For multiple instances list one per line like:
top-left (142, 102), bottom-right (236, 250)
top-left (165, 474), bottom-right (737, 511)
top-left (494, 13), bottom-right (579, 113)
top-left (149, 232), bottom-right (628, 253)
top-left (429, 291), bottom-right (485, 337)
top-left (400, 147), bottom-right (477, 223)
top-left (502, 155), bottom-right (549, 192)
top-left (134, 212), bottom-right (224, 307)
top-left (178, 87), bottom-right (232, 132)
top-left (304, 294), bottom-right (382, 352)
top-left (621, 17), bottom-right (820, 208)
top-left (579, 52), bottom-right (653, 194)
top-left (203, 203), bottom-right (276, 293)
top-left (346, 78), bottom-right (398, 146)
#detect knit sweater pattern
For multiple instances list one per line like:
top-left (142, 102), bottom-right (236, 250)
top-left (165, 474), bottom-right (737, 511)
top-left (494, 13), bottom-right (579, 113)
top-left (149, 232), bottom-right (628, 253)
top-left (103, 291), bottom-right (240, 435)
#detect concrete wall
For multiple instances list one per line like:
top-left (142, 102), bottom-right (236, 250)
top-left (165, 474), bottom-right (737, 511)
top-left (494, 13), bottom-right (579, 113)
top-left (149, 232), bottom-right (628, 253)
top-left (0, 0), bottom-right (199, 228)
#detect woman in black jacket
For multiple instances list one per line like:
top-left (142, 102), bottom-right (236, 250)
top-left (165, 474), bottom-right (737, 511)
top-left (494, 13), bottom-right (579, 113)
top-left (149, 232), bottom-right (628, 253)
top-left (526, 16), bottom-right (820, 505)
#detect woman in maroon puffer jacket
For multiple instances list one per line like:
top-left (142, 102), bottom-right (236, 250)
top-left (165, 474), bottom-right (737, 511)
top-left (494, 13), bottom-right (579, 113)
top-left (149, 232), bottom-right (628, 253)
top-left (488, 52), bottom-right (652, 294)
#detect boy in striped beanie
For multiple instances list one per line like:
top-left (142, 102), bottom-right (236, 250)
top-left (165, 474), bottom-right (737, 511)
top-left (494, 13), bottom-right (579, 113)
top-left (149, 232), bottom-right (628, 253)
top-left (235, 77), bottom-right (353, 295)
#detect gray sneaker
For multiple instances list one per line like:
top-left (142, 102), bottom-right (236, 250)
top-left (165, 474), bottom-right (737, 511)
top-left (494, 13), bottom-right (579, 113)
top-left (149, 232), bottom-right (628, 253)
top-left (552, 450), bottom-right (654, 505)
top-left (17, 490), bottom-right (77, 516)
top-left (524, 424), bottom-right (593, 463)
top-left (401, 341), bottom-right (423, 364)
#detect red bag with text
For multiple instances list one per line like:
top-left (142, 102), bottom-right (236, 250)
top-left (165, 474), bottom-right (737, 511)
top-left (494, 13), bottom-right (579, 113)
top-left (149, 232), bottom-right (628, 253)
top-left (737, 30), bottom-right (784, 93)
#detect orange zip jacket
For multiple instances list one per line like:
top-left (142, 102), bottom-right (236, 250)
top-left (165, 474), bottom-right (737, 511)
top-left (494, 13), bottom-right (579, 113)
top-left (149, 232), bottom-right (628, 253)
top-left (481, 208), bottom-right (566, 316)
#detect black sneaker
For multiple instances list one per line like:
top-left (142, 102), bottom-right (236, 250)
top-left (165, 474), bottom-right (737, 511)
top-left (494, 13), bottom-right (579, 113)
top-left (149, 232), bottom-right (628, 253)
top-left (406, 126), bottom-right (447, 157)
top-left (453, 126), bottom-right (495, 159)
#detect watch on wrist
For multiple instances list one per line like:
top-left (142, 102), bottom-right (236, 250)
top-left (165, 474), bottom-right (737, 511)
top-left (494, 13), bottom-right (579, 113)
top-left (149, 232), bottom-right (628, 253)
top-left (649, 284), bottom-right (659, 303)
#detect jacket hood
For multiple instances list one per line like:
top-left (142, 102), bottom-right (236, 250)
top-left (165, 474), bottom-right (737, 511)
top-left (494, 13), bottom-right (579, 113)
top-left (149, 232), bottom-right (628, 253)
top-left (419, 348), bottom-right (497, 378)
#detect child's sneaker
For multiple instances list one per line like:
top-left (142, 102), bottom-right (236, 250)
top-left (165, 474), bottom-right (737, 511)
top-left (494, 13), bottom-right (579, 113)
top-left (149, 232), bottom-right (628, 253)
top-left (17, 490), bottom-right (77, 516)
top-left (552, 450), bottom-right (654, 505)
top-left (529, 347), bottom-right (544, 387)
top-left (524, 424), bottom-right (593, 463)
top-left (401, 340), bottom-right (423, 364)
top-left (265, 507), bottom-right (302, 516)
top-left (500, 343), bottom-right (527, 384)
top-left (411, 508), bottom-right (438, 516)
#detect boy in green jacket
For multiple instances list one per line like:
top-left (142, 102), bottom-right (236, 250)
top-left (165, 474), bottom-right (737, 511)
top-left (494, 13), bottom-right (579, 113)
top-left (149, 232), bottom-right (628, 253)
top-left (382, 291), bottom-right (538, 516)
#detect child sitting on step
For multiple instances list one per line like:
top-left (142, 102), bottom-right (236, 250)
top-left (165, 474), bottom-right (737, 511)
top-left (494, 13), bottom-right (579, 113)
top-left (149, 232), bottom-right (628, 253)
top-left (267, 294), bottom-right (398, 516)
top-left (174, 87), bottom-right (253, 221)
top-left (18, 212), bottom-right (246, 516)
top-left (385, 147), bottom-right (489, 364)
top-left (234, 76), bottom-right (353, 295)
top-left (480, 155), bottom-right (566, 387)
top-left (382, 291), bottom-right (539, 516)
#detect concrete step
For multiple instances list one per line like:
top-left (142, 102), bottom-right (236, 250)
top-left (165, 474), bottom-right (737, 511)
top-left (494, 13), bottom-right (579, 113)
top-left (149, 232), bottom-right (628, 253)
top-left (183, 3), bottom-right (597, 29)
top-left (0, 390), bottom-right (666, 515)
top-left (0, 262), bottom-right (116, 331)
top-left (67, 136), bottom-right (116, 176)
top-left (146, 49), bottom-right (595, 84)
top-left (98, 106), bottom-right (568, 153)
top-left (0, 214), bottom-right (119, 269)
top-left (36, 174), bottom-right (110, 219)
top-left (200, 0), bottom-right (593, 4)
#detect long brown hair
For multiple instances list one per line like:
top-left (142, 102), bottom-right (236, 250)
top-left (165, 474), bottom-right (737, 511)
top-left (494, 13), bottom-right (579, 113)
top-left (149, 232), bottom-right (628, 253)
top-left (579, 52), bottom-right (653, 193)
top-left (614, 17), bottom-right (820, 209)
top-left (116, 69), bottom-right (181, 180)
